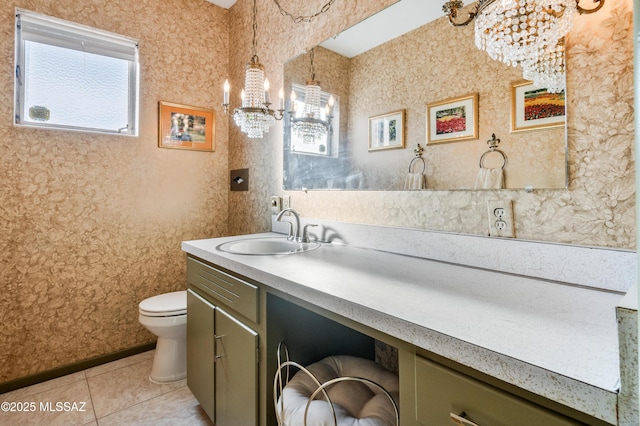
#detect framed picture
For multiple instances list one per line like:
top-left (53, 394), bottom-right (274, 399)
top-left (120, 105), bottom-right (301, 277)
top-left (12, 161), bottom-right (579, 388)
top-left (511, 80), bottom-right (565, 132)
top-left (368, 110), bottom-right (405, 151)
top-left (427, 93), bottom-right (478, 144)
top-left (158, 102), bottom-right (215, 151)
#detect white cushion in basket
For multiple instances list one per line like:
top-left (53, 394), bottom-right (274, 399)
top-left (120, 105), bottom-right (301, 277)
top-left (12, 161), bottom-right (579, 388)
top-left (278, 355), bottom-right (399, 426)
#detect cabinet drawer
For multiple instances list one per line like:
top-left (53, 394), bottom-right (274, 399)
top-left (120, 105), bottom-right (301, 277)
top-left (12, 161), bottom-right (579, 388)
top-left (187, 257), bottom-right (259, 323)
top-left (415, 356), bottom-right (580, 426)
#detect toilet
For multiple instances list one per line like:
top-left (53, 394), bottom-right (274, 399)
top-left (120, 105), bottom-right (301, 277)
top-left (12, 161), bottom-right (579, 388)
top-left (138, 290), bottom-right (187, 383)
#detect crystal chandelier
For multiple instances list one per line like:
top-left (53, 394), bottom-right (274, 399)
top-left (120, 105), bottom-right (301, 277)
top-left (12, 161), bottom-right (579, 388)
top-left (289, 49), bottom-right (334, 144)
top-left (222, 0), bottom-right (284, 139)
top-left (474, 0), bottom-right (575, 68)
top-left (442, 0), bottom-right (604, 91)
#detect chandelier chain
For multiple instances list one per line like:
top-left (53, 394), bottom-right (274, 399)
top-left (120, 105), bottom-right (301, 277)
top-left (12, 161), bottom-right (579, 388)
top-left (272, 0), bottom-right (338, 23)
top-left (252, 0), bottom-right (258, 57)
top-left (309, 48), bottom-right (315, 80)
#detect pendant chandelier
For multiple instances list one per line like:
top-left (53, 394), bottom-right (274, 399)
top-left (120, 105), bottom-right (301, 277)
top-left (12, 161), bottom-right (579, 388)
top-left (222, 0), bottom-right (284, 138)
top-left (289, 49), bottom-right (334, 144)
top-left (443, 0), bottom-right (604, 92)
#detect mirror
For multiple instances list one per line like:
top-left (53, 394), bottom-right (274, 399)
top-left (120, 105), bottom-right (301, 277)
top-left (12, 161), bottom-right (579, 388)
top-left (283, 0), bottom-right (568, 191)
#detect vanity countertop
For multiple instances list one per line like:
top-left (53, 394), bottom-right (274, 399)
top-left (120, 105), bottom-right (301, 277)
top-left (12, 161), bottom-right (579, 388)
top-left (182, 232), bottom-right (625, 423)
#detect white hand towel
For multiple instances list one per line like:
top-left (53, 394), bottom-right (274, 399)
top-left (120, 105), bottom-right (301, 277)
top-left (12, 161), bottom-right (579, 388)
top-left (474, 167), bottom-right (504, 189)
top-left (404, 173), bottom-right (425, 190)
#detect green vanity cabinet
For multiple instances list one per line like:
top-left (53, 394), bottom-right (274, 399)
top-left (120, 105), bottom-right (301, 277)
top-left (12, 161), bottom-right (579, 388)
top-left (184, 254), bottom-right (608, 426)
top-left (186, 257), bottom-right (260, 426)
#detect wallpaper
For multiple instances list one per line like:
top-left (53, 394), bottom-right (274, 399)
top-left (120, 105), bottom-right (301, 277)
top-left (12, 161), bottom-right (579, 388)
top-left (228, 0), bottom-right (635, 250)
top-left (0, 0), bottom-right (229, 383)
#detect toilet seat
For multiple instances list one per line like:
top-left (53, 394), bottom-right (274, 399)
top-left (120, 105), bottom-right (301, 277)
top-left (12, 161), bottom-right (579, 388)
top-left (139, 291), bottom-right (187, 317)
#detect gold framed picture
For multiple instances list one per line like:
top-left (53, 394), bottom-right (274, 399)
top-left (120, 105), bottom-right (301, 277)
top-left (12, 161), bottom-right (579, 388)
top-left (427, 93), bottom-right (478, 144)
top-left (368, 110), bottom-right (405, 151)
top-left (511, 80), bottom-right (566, 132)
top-left (158, 101), bottom-right (215, 151)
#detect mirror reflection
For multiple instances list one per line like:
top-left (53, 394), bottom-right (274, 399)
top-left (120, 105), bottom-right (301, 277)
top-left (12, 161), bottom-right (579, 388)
top-left (283, 0), bottom-right (568, 191)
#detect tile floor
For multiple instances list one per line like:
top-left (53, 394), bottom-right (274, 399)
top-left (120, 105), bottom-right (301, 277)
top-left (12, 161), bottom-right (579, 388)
top-left (0, 350), bottom-right (213, 425)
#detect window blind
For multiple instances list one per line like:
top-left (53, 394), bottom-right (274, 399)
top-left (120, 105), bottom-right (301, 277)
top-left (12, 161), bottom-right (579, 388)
top-left (16, 9), bottom-right (138, 62)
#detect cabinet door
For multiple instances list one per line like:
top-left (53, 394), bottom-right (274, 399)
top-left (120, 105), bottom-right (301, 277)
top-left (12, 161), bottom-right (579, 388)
top-left (214, 307), bottom-right (259, 426)
top-left (186, 289), bottom-right (215, 421)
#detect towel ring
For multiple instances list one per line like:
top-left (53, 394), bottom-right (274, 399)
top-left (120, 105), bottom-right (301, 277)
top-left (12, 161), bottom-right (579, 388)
top-left (409, 157), bottom-right (426, 173)
top-left (479, 133), bottom-right (507, 169)
top-left (408, 143), bottom-right (426, 173)
top-left (479, 149), bottom-right (507, 169)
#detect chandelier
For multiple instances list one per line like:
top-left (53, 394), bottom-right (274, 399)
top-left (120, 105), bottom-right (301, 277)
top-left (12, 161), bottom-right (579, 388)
top-left (222, 0), bottom-right (284, 138)
top-left (442, 0), bottom-right (604, 92)
top-left (289, 49), bottom-right (334, 144)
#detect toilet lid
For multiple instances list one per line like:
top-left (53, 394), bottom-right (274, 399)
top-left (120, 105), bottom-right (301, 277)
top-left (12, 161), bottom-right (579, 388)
top-left (139, 291), bottom-right (187, 316)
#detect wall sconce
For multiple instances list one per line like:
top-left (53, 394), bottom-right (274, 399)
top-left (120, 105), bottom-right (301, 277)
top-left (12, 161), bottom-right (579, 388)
top-left (442, 0), bottom-right (604, 92)
top-left (222, 0), bottom-right (284, 138)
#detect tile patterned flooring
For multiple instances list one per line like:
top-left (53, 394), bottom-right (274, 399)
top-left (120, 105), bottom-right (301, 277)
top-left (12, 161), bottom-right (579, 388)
top-left (0, 350), bottom-right (213, 425)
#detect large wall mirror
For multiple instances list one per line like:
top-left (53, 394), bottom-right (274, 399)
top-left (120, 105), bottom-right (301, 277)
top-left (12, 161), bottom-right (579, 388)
top-left (283, 0), bottom-right (568, 191)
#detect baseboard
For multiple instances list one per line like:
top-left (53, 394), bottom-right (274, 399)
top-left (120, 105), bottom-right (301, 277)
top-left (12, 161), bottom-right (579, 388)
top-left (0, 342), bottom-right (156, 395)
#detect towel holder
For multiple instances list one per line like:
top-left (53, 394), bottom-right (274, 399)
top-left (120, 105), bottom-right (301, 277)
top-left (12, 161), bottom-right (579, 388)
top-left (479, 133), bottom-right (507, 169)
top-left (408, 143), bottom-right (426, 173)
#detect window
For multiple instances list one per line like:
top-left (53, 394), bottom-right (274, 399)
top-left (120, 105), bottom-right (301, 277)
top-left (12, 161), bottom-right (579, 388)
top-left (14, 9), bottom-right (140, 135)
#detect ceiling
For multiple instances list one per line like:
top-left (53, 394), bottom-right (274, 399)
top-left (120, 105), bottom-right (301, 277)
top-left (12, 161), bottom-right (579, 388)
top-left (320, 0), bottom-right (457, 58)
top-left (206, 0), bottom-right (237, 8)
top-left (205, 0), bottom-right (473, 58)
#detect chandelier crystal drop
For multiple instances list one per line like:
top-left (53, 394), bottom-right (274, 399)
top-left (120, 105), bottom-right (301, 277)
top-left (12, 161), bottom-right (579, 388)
top-left (303, 81), bottom-right (322, 117)
top-left (474, 0), bottom-right (576, 68)
top-left (231, 58), bottom-right (277, 138)
top-left (522, 38), bottom-right (566, 93)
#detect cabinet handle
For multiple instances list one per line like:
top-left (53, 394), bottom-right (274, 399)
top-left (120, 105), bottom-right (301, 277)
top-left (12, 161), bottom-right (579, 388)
top-left (214, 334), bottom-right (225, 361)
top-left (450, 412), bottom-right (479, 426)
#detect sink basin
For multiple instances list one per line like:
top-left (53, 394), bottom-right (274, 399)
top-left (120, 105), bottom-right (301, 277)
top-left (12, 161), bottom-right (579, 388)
top-left (216, 237), bottom-right (321, 255)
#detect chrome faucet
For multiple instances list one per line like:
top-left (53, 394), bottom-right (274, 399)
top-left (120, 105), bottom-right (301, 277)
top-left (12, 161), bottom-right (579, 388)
top-left (275, 208), bottom-right (301, 241)
top-left (275, 208), bottom-right (318, 243)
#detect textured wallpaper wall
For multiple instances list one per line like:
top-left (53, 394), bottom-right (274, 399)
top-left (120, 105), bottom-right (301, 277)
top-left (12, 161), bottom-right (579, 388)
top-left (229, 0), bottom-right (635, 250)
top-left (0, 0), bottom-right (229, 383)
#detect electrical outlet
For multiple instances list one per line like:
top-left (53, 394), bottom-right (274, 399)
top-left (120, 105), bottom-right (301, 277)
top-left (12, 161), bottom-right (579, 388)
top-left (282, 195), bottom-right (291, 210)
top-left (487, 200), bottom-right (515, 238)
top-left (270, 196), bottom-right (282, 214)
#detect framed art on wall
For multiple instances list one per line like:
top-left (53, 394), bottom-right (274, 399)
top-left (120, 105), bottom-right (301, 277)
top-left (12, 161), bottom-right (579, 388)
top-left (427, 93), bottom-right (478, 144)
top-left (511, 80), bottom-right (565, 132)
top-left (158, 102), bottom-right (215, 151)
top-left (368, 110), bottom-right (405, 151)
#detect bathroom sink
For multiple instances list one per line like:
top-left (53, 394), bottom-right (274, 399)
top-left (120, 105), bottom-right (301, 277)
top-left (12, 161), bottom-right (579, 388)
top-left (216, 237), bottom-right (321, 255)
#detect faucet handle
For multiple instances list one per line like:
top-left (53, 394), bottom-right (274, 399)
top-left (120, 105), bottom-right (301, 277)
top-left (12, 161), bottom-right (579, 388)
top-left (282, 221), bottom-right (294, 241)
top-left (301, 224), bottom-right (318, 243)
